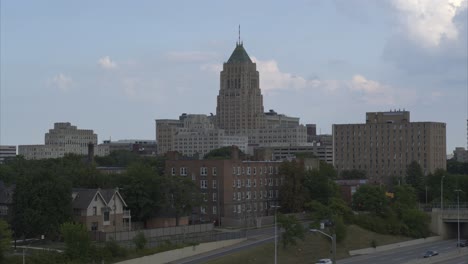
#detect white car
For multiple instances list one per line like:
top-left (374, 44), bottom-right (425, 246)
top-left (316, 259), bottom-right (332, 264)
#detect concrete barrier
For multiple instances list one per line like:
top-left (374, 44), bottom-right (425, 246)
top-left (402, 247), bottom-right (468, 264)
top-left (115, 238), bottom-right (246, 264)
top-left (349, 236), bottom-right (442, 256)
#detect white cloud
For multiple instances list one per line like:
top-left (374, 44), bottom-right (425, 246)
top-left (166, 51), bottom-right (218, 62)
top-left (98, 56), bottom-right (118, 69)
top-left (49, 73), bottom-right (73, 92)
top-left (391, 0), bottom-right (467, 47)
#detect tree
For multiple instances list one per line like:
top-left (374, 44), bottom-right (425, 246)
top-left (118, 163), bottom-right (163, 225)
top-left (13, 170), bottom-right (71, 238)
top-left (304, 169), bottom-right (340, 205)
top-left (164, 176), bottom-right (203, 226)
top-left (406, 161), bottom-right (425, 201)
top-left (0, 220), bottom-right (12, 260)
top-left (203, 146), bottom-right (246, 160)
top-left (352, 185), bottom-right (388, 216)
top-left (278, 160), bottom-right (308, 213)
top-left (60, 222), bottom-right (91, 261)
top-left (340, 169), bottom-right (367, 179)
top-left (277, 214), bottom-right (305, 248)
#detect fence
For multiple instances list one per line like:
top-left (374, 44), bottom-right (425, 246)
top-left (92, 223), bottom-right (215, 242)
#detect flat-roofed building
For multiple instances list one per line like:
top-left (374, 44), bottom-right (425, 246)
top-left (0, 145), bottom-right (16, 163)
top-left (333, 111), bottom-right (446, 184)
top-left (19, 122), bottom-right (109, 159)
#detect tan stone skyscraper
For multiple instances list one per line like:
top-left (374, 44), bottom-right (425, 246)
top-left (216, 42), bottom-right (265, 135)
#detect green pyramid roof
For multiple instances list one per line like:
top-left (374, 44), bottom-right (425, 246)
top-left (227, 43), bottom-right (252, 63)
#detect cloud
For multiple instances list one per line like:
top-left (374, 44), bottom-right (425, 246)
top-left (49, 73), bottom-right (73, 92)
top-left (166, 51), bottom-right (218, 62)
top-left (391, 0), bottom-right (467, 48)
top-left (98, 56), bottom-right (118, 69)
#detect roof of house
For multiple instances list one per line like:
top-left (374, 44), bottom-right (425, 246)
top-left (72, 188), bottom-right (127, 209)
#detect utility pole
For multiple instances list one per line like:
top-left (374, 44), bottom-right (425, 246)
top-left (441, 175), bottom-right (445, 211)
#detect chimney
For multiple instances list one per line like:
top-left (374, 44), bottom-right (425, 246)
top-left (230, 145), bottom-right (240, 160)
top-left (88, 142), bottom-right (95, 164)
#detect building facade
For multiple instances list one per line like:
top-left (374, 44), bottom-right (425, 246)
top-left (0, 145), bottom-right (16, 163)
top-left (156, 114), bottom-right (249, 157)
top-left (102, 139), bottom-right (157, 156)
top-left (18, 122), bottom-right (109, 159)
top-left (165, 148), bottom-right (285, 227)
top-left (333, 111), bottom-right (446, 184)
top-left (453, 147), bottom-right (468, 163)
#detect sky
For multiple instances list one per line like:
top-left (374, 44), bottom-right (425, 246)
top-left (1, 0), bottom-right (467, 154)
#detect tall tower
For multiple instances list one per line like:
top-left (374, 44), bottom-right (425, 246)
top-left (216, 42), bottom-right (265, 135)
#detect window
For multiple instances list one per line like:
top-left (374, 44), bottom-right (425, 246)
top-left (247, 167), bottom-right (251, 175)
top-left (200, 167), bottom-right (208, 176)
top-left (237, 205), bottom-right (241, 213)
top-left (253, 179), bottom-right (256, 187)
top-left (213, 206), bottom-right (217, 214)
top-left (91, 222), bottom-right (98, 231)
top-left (233, 205), bottom-right (237, 212)
top-left (180, 167), bottom-right (187, 176)
top-left (233, 192), bottom-right (236, 200)
top-left (200, 180), bottom-right (208, 189)
top-left (213, 193), bottom-right (217, 201)
top-left (237, 167), bottom-right (241, 175)
top-left (232, 180), bottom-right (236, 187)
top-left (269, 166), bottom-right (273, 174)
top-left (213, 180), bottom-right (217, 189)
top-left (171, 167), bottom-right (176, 176)
top-left (246, 191), bottom-right (251, 200)
top-left (200, 206), bottom-right (206, 214)
top-left (247, 179), bottom-right (251, 187)
top-left (253, 167), bottom-right (257, 175)
top-left (93, 206), bottom-right (97, 216)
top-left (237, 192), bottom-right (241, 200)
top-left (253, 191), bottom-right (257, 199)
top-left (237, 179), bottom-right (241, 188)
top-left (233, 167), bottom-right (236, 175)
top-left (212, 167), bottom-right (217, 176)
top-left (104, 211), bottom-right (110, 222)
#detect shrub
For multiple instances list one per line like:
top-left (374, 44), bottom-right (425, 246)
top-left (133, 232), bottom-right (147, 250)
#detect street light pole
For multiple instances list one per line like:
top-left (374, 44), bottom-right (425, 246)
top-left (271, 205), bottom-right (280, 264)
top-left (441, 175), bottom-right (445, 211)
top-left (310, 229), bottom-right (336, 264)
top-left (455, 189), bottom-right (463, 251)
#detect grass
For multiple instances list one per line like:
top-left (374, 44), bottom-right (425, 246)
top-left (205, 225), bottom-right (412, 264)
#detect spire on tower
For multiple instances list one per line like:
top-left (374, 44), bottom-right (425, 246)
top-left (238, 25), bottom-right (241, 45)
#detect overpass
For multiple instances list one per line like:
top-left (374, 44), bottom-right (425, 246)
top-left (430, 203), bottom-right (468, 238)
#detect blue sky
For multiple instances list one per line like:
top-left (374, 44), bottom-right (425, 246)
top-left (1, 0), bottom-right (467, 154)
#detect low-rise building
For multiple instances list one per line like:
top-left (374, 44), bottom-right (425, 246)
top-left (453, 147), bottom-right (468, 163)
top-left (72, 188), bottom-right (130, 233)
top-left (101, 139), bottom-right (157, 156)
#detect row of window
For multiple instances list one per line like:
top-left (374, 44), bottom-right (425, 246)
top-left (233, 178), bottom-right (281, 188)
top-left (232, 190), bottom-right (278, 200)
top-left (232, 166), bottom-right (278, 175)
top-left (172, 167), bottom-right (217, 176)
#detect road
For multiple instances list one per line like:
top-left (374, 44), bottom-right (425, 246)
top-left (433, 255), bottom-right (468, 264)
top-left (338, 239), bottom-right (460, 264)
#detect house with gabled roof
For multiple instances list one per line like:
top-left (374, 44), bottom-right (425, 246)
top-left (72, 188), bottom-right (130, 233)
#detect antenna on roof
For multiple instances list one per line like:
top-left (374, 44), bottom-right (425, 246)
top-left (238, 25), bottom-right (241, 45)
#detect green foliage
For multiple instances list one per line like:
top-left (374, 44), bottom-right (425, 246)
top-left (278, 160), bottom-right (309, 213)
top-left (118, 163), bottom-right (163, 223)
top-left (94, 150), bottom-right (141, 167)
top-left (340, 169), bottom-right (367, 179)
top-left (277, 214), bottom-right (305, 249)
top-left (352, 185), bottom-right (388, 216)
top-left (304, 170), bottom-right (340, 205)
top-left (331, 215), bottom-right (347, 242)
top-left (105, 238), bottom-right (128, 258)
top-left (13, 170), bottom-right (72, 238)
top-left (60, 222), bottom-right (91, 261)
top-left (405, 161), bottom-right (425, 201)
top-left (203, 146), bottom-right (245, 159)
top-left (133, 232), bottom-right (147, 250)
top-left (163, 176), bottom-right (203, 226)
top-left (400, 209), bottom-right (430, 238)
top-left (0, 220), bottom-right (12, 260)
top-left (328, 198), bottom-right (354, 224)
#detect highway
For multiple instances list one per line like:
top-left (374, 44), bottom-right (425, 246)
top-left (338, 239), bottom-right (460, 264)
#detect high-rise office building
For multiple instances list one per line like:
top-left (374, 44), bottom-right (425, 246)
top-left (333, 111), bottom-right (446, 184)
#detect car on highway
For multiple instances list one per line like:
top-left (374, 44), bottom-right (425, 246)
top-left (423, 250), bottom-right (439, 258)
top-left (315, 259), bottom-right (332, 264)
top-left (456, 240), bottom-right (468, 247)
